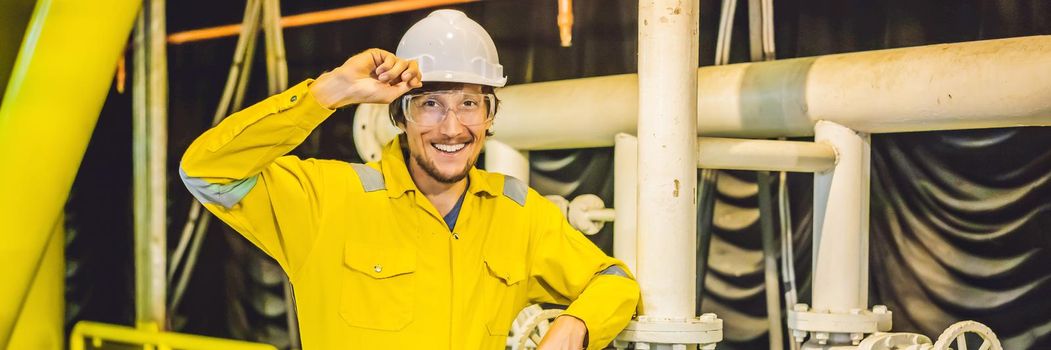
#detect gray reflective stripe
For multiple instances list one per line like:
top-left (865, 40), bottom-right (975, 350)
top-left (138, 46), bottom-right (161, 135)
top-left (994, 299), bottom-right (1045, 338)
top-left (598, 266), bottom-right (631, 279)
top-left (502, 175), bottom-right (527, 206)
top-left (179, 167), bottom-right (258, 209)
top-left (350, 163), bottom-right (385, 192)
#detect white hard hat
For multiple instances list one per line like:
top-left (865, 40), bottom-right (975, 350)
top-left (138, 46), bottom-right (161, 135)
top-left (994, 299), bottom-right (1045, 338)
top-left (396, 9), bottom-right (507, 87)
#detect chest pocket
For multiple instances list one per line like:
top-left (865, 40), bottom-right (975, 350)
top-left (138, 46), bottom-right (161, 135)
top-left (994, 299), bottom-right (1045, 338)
top-left (339, 239), bottom-right (417, 331)
top-left (482, 245), bottom-right (528, 337)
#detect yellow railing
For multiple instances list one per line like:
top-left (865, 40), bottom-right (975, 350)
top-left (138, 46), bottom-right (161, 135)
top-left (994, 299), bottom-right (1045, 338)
top-left (69, 322), bottom-right (278, 350)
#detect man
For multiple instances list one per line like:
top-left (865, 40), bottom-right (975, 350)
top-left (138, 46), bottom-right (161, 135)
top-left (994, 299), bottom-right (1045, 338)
top-left (180, 9), bottom-right (639, 350)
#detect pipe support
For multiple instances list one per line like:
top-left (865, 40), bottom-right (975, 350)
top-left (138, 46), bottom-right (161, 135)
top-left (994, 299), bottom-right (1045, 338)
top-left (484, 139), bottom-right (530, 183)
top-left (697, 137), bottom-right (835, 172)
top-left (797, 120), bottom-right (871, 348)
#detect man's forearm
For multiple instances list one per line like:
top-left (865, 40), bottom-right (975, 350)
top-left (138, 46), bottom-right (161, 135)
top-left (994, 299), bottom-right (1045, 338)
top-left (561, 274), bottom-right (640, 350)
top-left (181, 79), bottom-right (334, 183)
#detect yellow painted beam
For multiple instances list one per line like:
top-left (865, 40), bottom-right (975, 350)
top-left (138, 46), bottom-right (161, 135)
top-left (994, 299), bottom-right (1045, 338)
top-left (7, 215), bottom-right (63, 350)
top-left (70, 322), bottom-right (278, 350)
top-left (0, 0), bottom-right (36, 101)
top-left (0, 0), bottom-right (141, 347)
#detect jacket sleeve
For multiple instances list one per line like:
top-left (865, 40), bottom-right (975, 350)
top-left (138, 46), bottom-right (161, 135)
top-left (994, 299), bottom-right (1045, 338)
top-left (179, 79), bottom-right (337, 277)
top-left (525, 191), bottom-right (640, 350)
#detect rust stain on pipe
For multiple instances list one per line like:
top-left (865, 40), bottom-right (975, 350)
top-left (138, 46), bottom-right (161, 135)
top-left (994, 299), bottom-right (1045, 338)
top-left (557, 0), bottom-right (574, 47)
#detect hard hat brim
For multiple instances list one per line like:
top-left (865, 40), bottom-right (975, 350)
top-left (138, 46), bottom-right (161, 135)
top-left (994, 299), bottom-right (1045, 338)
top-left (422, 70), bottom-right (507, 88)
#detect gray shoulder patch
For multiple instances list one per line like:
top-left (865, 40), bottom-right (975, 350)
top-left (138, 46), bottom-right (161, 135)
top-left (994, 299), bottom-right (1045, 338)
top-left (502, 175), bottom-right (527, 206)
top-left (179, 167), bottom-right (259, 209)
top-left (350, 163), bottom-right (385, 192)
top-left (598, 266), bottom-right (632, 279)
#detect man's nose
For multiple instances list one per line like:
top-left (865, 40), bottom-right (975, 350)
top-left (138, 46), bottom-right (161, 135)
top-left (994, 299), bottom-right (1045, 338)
top-left (438, 109), bottom-right (466, 136)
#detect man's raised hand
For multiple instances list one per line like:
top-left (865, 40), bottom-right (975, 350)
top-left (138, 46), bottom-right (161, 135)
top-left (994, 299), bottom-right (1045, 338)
top-left (309, 48), bottom-right (424, 109)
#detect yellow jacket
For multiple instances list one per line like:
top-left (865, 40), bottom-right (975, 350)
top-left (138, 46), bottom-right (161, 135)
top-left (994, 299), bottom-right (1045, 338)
top-left (179, 80), bottom-right (640, 349)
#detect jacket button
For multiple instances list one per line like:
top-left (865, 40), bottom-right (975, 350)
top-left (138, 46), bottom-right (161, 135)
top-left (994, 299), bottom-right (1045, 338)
top-left (373, 265), bottom-right (382, 273)
top-left (290, 95), bottom-right (298, 103)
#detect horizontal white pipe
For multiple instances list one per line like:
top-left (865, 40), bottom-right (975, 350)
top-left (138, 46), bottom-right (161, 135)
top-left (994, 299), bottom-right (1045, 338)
top-left (355, 36), bottom-right (1051, 151)
top-left (697, 137), bottom-right (835, 172)
top-left (586, 208), bottom-right (616, 222)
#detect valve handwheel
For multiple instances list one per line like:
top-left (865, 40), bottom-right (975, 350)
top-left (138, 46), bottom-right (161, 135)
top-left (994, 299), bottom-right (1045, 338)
top-left (924, 321), bottom-right (1002, 350)
top-left (509, 305), bottom-right (564, 350)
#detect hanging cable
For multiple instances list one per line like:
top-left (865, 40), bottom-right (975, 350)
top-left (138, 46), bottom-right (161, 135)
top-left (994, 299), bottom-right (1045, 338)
top-left (168, 0), bottom-right (262, 308)
top-left (757, 172), bottom-right (783, 350)
top-left (747, 0), bottom-right (787, 348)
top-left (698, 0), bottom-right (737, 317)
top-left (714, 0), bottom-right (737, 66)
top-left (695, 168), bottom-right (719, 316)
top-left (167, 203), bottom-right (200, 280)
top-left (259, 0), bottom-right (300, 347)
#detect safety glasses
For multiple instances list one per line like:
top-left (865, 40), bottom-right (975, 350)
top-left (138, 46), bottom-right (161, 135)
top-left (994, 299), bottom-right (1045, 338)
top-left (401, 90), bottom-right (496, 127)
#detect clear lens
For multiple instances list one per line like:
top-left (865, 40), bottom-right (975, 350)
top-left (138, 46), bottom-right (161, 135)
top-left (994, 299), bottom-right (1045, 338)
top-left (403, 91), bottom-right (494, 126)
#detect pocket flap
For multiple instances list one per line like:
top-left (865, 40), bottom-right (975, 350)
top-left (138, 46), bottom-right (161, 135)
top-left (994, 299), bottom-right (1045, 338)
top-left (484, 255), bottom-right (526, 285)
top-left (344, 242), bottom-right (416, 279)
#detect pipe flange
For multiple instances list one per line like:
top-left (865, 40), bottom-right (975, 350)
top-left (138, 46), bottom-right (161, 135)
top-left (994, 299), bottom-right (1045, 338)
top-left (568, 194), bottom-right (607, 235)
top-left (856, 332), bottom-right (932, 350)
top-left (352, 103), bottom-right (401, 162)
top-left (615, 314), bottom-right (723, 346)
top-left (545, 195), bottom-right (570, 217)
top-left (788, 304), bottom-right (893, 336)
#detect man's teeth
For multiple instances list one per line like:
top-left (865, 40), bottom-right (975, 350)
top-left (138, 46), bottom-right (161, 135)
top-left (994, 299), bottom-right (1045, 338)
top-left (433, 143), bottom-right (466, 153)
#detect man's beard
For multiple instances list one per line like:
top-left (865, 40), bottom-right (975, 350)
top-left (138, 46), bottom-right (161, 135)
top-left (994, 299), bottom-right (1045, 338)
top-left (412, 151), bottom-right (476, 184)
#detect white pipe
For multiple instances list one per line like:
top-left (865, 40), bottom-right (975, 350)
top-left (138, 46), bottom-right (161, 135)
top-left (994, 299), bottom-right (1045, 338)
top-left (132, 0), bottom-right (168, 329)
top-left (613, 133), bottom-right (638, 276)
top-left (353, 35), bottom-right (1051, 151)
top-left (636, 0), bottom-right (699, 322)
top-left (697, 137), bottom-right (835, 172)
top-left (811, 121), bottom-right (869, 319)
top-left (484, 140), bottom-right (530, 183)
top-left (586, 208), bottom-right (616, 222)
top-left (351, 35), bottom-right (1051, 151)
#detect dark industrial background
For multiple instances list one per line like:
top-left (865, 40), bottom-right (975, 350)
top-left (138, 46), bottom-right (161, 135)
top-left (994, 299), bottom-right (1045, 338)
top-left (65, 0), bottom-right (1051, 349)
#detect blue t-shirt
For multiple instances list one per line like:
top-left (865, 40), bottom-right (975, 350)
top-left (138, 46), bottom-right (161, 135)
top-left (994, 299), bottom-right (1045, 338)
top-left (442, 191), bottom-right (466, 231)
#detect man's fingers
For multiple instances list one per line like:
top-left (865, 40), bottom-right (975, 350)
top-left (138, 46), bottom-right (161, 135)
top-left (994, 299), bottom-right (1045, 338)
top-left (382, 59), bottom-right (410, 83)
top-left (375, 81), bottom-right (414, 104)
top-left (372, 49), bottom-right (397, 79)
top-left (393, 80), bottom-right (413, 96)
top-left (401, 60), bottom-right (421, 85)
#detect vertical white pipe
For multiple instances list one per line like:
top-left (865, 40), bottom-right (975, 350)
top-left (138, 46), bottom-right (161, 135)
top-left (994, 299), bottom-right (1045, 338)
top-left (636, 0), bottom-right (699, 319)
top-left (812, 121), bottom-right (870, 315)
top-left (613, 133), bottom-right (638, 275)
top-left (133, 0), bottom-right (168, 329)
top-left (484, 140), bottom-right (530, 183)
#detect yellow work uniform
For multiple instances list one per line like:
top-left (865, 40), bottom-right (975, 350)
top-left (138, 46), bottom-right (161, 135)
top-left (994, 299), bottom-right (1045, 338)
top-left (179, 80), bottom-right (640, 350)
